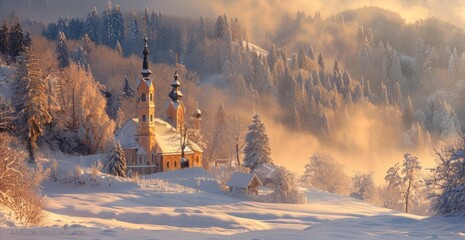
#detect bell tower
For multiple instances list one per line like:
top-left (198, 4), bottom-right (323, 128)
top-left (136, 36), bottom-right (156, 164)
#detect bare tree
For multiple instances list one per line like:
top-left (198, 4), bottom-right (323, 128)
top-left (385, 153), bottom-right (423, 213)
top-left (227, 115), bottom-right (247, 166)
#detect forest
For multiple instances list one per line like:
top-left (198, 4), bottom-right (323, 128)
top-left (1, 1), bottom-right (465, 222)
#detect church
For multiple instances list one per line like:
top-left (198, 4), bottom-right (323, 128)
top-left (115, 37), bottom-right (203, 174)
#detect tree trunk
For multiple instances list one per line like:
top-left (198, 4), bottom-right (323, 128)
top-left (405, 181), bottom-right (412, 213)
top-left (235, 141), bottom-right (240, 166)
top-left (27, 139), bottom-right (35, 163)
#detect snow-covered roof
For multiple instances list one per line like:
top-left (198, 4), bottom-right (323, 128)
top-left (115, 117), bottom-right (203, 155)
top-left (115, 119), bottom-right (140, 149)
top-left (154, 118), bottom-right (195, 154)
top-left (253, 163), bottom-right (277, 179)
top-left (226, 172), bottom-right (262, 188)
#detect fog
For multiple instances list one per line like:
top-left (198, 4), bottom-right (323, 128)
top-left (2, 0), bottom-right (465, 39)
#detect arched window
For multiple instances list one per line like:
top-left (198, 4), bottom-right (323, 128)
top-left (150, 93), bottom-right (153, 102)
top-left (142, 115), bottom-right (147, 122)
top-left (150, 114), bottom-right (153, 122)
top-left (166, 161), bottom-right (170, 168)
top-left (174, 161), bottom-right (177, 168)
top-left (141, 93), bottom-right (146, 102)
top-left (196, 156), bottom-right (200, 164)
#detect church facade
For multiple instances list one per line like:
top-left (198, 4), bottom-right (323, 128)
top-left (115, 37), bottom-right (203, 174)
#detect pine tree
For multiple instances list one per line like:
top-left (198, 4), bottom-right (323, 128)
top-left (214, 15), bottom-right (226, 39)
top-left (115, 40), bottom-right (123, 56)
top-left (23, 31), bottom-right (32, 47)
top-left (403, 96), bottom-right (414, 127)
top-left (85, 7), bottom-right (99, 43)
top-left (102, 2), bottom-right (113, 47)
top-left (107, 141), bottom-right (127, 177)
top-left (317, 53), bottom-right (325, 71)
top-left (128, 12), bottom-right (140, 40)
top-left (56, 31), bottom-right (70, 70)
top-left (297, 45), bottom-right (308, 70)
top-left (308, 45), bottom-right (315, 60)
top-left (8, 22), bottom-right (24, 59)
top-left (80, 33), bottom-right (92, 53)
top-left (122, 76), bottom-right (134, 98)
top-left (13, 48), bottom-right (52, 163)
top-left (0, 21), bottom-right (8, 55)
top-left (111, 5), bottom-right (125, 47)
top-left (448, 47), bottom-right (458, 82)
top-left (198, 15), bottom-right (206, 41)
top-left (243, 114), bottom-right (272, 170)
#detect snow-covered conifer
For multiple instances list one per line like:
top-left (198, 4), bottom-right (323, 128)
top-left (122, 76), bottom-right (134, 98)
top-left (0, 21), bottom-right (8, 55)
top-left (56, 31), bottom-right (70, 69)
top-left (128, 12), bottom-right (140, 40)
top-left (108, 141), bottom-right (127, 177)
top-left (8, 22), bottom-right (24, 59)
top-left (115, 40), bottom-right (123, 56)
top-left (13, 48), bottom-right (52, 162)
top-left (243, 114), bottom-right (272, 170)
top-left (85, 7), bottom-right (99, 43)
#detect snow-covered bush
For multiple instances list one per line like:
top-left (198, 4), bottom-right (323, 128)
top-left (427, 138), bottom-right (465, 216)
top-left (350, 172), bottom-right (375, 201)
top-left (269, 167), bottom-right (306, 204)
top-left (73, 164), bottom-right (84, 185)
top-left (90, 160), bottom-right (103, 185)
top-left (300, 153), bottom-right (350, 194)
top-left (0, 134), bottom-right (48, 226)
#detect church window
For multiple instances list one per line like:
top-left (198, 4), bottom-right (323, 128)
top-left (174, 161), bottom-right (177, 168)
top-left (141, 93), bottom-right (146, 102)
top-left (166, 161), bottom-right (170, 168)
top-left (150, 93), bottom-right (153, 102)
top-left (142, 115), bottom-right (147, 122)
top-left (196, 156), bottom-right (200, 164)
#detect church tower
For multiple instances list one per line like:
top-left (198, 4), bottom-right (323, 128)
top-left (136, 36), bottom-right (156, 165)
top-left (167, 67), bottom-right (185, 130)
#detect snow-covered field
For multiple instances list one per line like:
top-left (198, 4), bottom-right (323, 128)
top-left (1, 155), bottom-right (464, 240)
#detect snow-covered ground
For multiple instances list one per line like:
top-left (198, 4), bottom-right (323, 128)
top-left (1, 155), bottom-right (464, 240)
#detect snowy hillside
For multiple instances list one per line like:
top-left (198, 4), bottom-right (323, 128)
top-left (1, 156), bottom-right (464, 240)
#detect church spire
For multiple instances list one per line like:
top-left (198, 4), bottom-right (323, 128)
top-left (141, 36), bottom-right (152, 78)
top-left (169, 66), bottom-right (183, 102)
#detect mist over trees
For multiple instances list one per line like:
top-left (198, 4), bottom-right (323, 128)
top-left (2, 0), bottom-right (465, 217)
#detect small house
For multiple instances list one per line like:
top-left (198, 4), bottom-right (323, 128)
top-left (226, 172), bottom-right (262, 195)
top-left (253, 163), bottom-right (277, 186)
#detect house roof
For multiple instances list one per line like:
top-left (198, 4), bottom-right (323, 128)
top-left (226, 172), bottom-right (262, 188)
top-left (253, 163), bottom-right (278, 179)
